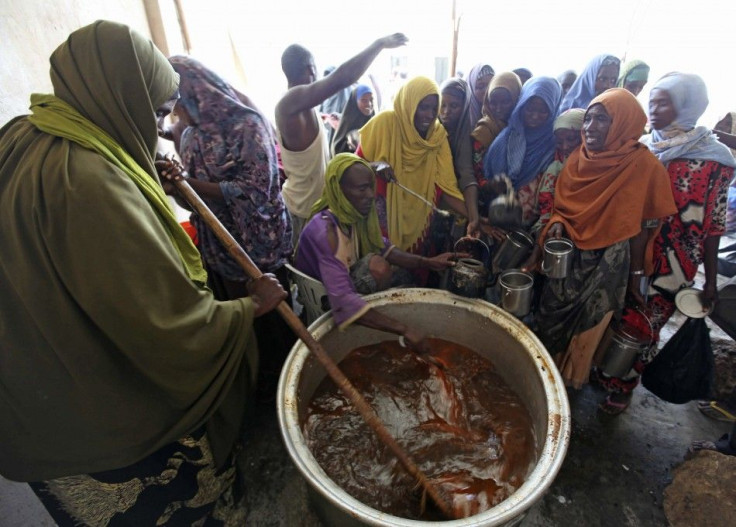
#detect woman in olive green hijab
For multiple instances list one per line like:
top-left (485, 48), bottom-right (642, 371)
top-left (0, 20), bottom-right (286, 525)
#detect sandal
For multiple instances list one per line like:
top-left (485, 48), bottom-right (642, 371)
top-left (697, 400), bottom-right (736, 422)
top-left (598, 393), bottom-right (632, 416)
top-left (687, 434), bottom-right (736, 458)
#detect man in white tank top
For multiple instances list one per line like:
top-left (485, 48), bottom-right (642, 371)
top-left (275, 34), bottom-right (408, 244)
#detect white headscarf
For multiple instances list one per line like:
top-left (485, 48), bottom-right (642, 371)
top-left (641, 73), bottom-right (736, 168)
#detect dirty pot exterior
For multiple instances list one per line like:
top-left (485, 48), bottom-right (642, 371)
top-left (278, 289), bottom-right (571, 527)
top-left (448, 258), bottom-right (489, 298)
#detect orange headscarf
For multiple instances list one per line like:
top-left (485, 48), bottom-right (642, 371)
top-left (543, 88), bottom-right (676, 270)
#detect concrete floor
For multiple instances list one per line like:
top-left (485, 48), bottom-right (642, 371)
top-left (238, 316), bottom-right (730, 527)
top-left (2, 279), bottom-right (733, 526)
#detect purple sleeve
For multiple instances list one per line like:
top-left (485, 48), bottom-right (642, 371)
top-left (294, 214), bottom-right (368, 327)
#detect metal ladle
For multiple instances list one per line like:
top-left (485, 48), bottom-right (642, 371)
top-left (373, 161), bottom-right (451, 217)
top-left (393, 179), bottom-right (451, 217)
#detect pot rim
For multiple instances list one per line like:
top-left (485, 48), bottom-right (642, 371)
top-left (278, 289), bottom-right (571, 526)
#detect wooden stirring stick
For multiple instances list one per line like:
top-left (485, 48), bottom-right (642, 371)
top-left (171, 177), bottom-right (456, 520)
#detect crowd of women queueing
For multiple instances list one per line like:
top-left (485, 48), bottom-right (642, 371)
top-left (166, 52), bottom-right (735, 417)
top-left (3, 21), bottom-right (736, 526)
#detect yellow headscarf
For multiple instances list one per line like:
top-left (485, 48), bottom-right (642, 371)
top-left (28, 19), bottom-right (206, 285)
top-left (359, 76), bottom-right (462, 252)
top-left (310, 153), bottom-right (385, 257)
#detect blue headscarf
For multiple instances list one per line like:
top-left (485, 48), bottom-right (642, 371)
top-left (559, 54), bottom-right (619, 113)
top-left (355, 84), bottom-right (373, 100)
top-left (483, 76), bottom-right (562, 188)
top-left (641, 73), bottom-right (736, 168)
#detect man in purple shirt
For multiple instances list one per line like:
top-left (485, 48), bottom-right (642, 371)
top-left (295, 154), bottom-right (462, 349)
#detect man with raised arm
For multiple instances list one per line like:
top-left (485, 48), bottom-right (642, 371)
top-left (276, 33), bottom-right (408, 243)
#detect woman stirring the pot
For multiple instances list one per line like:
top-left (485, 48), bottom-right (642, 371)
top-left (534, 88), bottom-right (676, 395)
top-left (594, 73), bottom-right (736, 414)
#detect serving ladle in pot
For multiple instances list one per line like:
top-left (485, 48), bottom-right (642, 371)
top-left (170, 174), bottom-right (457, 519)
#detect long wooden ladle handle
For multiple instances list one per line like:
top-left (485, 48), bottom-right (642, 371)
top-left (172, 177), bottom-right (456, 519)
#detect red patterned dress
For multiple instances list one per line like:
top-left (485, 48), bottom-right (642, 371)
top-left (643, 159), bottom-right (732, 343)
top-left (600, 159), bottom-right (733, 393)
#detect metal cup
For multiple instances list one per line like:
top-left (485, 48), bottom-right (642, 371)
top-left (541, 238), bottom-right (574, 279)
top-left (498, 269), bottom-right (534, 317)
top-left (492, 229), bottom-right (534, 274)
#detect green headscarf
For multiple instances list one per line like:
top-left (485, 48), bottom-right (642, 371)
top-left (28, 94), bottom-right (207, 285)
top-left (310, 153), bottom-right (385, 256)
top-left (0, 20), bottom-right (256, 481)
top-left (26, 20), bottom-right (206, 285)
top-left (617, 60), bottom-right (650, 87)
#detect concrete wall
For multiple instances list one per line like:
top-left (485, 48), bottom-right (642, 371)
top-left (0, 0), bottom-right (152, 125)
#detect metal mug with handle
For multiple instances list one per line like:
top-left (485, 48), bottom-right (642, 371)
top-left (541, 237), bottom-right (574, 279)
top-left (492, 229), bottom-right (534, 275)
top-left (498, 269), bottom-right (534, 317)
top-left (595, 309), bottom-right (655, 378)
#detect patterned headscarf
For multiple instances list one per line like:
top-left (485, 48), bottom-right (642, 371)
top-left (641, 73), bottom-right (736, 168)
top-left (553, 108), bottom-right (586, 132)
top-left (560, 54), bottom-right (620, 112)
top-left (170, 55), bottom-right (267, 136)
top-left (170, 55), bottom-right (290, 275)
top-left (310, 153), bottom-right (384, 257)
top-left (467, 63), bottom-right (495, 126)
top-left (484, 76), bottom-right (562, 188)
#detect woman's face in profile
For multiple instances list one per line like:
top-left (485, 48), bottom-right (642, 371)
top-left (648, 88), bottom-right (677, 131)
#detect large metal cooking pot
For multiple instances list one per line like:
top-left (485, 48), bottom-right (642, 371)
top-left (278, 289), bottom-right (570, 527)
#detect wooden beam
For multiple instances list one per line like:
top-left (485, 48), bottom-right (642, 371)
top-left (173, 0), bottom-right (193, 54)
top-left (142, 0), bottom-right (169, 56)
